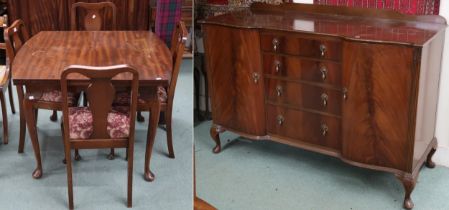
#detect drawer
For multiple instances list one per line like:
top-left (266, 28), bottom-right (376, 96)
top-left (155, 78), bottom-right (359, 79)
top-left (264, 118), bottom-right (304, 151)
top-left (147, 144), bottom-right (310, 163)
top-left (263, 54), bottom-right (341, 86)
top-left (265, 79), bottom-right (342, 116)
top-left (266, 104), bottom-right (341, 150)
top-left (260, 33), bottom-right (341, 61)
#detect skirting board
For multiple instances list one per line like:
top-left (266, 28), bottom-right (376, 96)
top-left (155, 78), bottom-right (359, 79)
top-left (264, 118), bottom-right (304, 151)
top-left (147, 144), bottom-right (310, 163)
top-left (434, 146), bottom-right (449, 167)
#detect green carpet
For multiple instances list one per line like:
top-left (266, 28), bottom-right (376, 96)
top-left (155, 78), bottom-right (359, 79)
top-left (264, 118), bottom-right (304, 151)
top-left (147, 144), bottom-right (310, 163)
top-left (195, 121), bottom-right (449, 210)
top-left (0, 60), bottom-right (193, 210)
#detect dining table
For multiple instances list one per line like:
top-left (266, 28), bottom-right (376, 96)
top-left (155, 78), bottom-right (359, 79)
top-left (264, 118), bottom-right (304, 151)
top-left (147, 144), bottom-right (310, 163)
top-left (11, 30), bottom-right (172, 179)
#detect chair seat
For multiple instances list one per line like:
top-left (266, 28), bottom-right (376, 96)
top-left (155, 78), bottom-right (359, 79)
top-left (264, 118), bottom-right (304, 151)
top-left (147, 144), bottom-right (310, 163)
top-left (113, 86), bottom-right (167, 105)
top-left (68, 107), bottom-right (130, 139)
top-left (27, 90), bottom-right (78, 105)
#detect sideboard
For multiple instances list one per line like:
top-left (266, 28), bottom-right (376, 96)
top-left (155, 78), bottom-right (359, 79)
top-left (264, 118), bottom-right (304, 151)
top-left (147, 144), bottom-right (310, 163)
top-left (200, 3), bottom-right (446, 209)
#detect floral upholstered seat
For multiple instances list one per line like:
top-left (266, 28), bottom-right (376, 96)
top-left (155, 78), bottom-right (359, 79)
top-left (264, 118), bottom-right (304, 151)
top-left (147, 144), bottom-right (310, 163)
top-left (68, 107), bottom-right (130, 139)
top-left (113, 86), bottom-right (168, 105)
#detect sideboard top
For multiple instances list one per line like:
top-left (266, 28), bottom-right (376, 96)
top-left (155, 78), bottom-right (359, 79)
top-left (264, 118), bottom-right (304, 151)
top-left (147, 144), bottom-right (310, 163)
top-left (200, 3), bottom-right (447, 46)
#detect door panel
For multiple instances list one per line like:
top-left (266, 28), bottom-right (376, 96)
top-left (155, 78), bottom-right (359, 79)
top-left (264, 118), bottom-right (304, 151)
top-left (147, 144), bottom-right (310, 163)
top-left (341, 41), bottom-right (415, 172)
top-left (203, 25), bottom-right (265, 136)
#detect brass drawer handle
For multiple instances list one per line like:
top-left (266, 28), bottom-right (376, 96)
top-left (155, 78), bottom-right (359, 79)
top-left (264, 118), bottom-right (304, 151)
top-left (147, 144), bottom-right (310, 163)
top-left (319, 44), bottom-right (326, 57)
top-left (274, 60), bottom-right (282, 73)
top-left (252, 72), bottom-right (260, 84)
top-left (321, 93), bottom-right (328, 107)
top-left (320, 65), bottom-right (327, 81)
top-left (321, 123), bottom-right (328, 136)
top-left (272, 38), bottom-right (280, 52)
top-left (276, 85), bottom-right (283, 96)
top-left (277, 115), bottom-right (284, 125)
top-left (343, 88), bottom-right (348, 100)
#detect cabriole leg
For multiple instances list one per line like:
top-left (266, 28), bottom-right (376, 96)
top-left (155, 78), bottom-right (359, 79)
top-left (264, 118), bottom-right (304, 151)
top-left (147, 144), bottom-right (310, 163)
top-left (210, 125), bottom-right (225, 154)
top-left (396, 175), bottom-right (416, 209)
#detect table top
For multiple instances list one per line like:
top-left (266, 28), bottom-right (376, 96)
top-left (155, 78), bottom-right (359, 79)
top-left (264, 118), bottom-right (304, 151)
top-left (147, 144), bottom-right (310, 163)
top-left (200, 3), bottom-right (447, 46)
top-left (12, 31), bottom-right (172, 86)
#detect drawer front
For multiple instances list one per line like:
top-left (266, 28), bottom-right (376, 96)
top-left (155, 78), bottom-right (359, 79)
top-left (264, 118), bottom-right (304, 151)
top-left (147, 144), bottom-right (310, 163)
top-left (260, 33), bottom-right (342, 61)
top-left (265, 79), bottom-right (342, 116)
top-left (266, 104), bottom-right (341, 150)
top-left (263, 54), bottom-right (341, 86)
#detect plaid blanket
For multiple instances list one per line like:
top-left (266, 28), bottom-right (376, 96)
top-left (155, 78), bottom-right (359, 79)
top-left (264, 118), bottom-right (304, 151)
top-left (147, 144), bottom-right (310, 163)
top-left (155, 0), bottom-right (182, 48)
top-left (313, 0), bottom-right (440, 15)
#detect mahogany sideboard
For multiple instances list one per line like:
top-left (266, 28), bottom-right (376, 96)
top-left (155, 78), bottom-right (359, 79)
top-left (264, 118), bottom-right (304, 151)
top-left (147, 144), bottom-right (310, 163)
top-left (200, 3), bottom-right (446, 209)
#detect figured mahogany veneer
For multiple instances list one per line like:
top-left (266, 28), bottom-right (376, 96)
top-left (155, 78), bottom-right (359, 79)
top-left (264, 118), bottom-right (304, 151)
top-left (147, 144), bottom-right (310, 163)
top-left (201, 2), bottom-right (446, 209)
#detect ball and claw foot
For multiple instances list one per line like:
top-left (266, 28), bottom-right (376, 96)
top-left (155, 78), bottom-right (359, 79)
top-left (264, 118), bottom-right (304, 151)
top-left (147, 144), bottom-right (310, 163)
top-left (107, 149), bottom-right (115, 160)
top-left (144, 170), bottom-right (155, 182)
top-left (32, 168), bottom-right (42, 179)
top-left (107, 153), bottom-right (115, 160)
top-left (425, 148), bottom-right (436, 168)
top-left (210, 126), bottom-right (223, 154)
top-left (137, 113), bottom-right (145, 122)
top-left (74, 153), bottom-right (81, 161)
top-left (50, 111), bottom-right (58, 122)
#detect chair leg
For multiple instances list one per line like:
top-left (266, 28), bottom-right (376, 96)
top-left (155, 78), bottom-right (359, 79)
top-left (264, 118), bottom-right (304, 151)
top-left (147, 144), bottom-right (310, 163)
top-left (144, 101), bottom-right (160, 182)
top-left (34, 109), bottom-right (38, 126)
top-left (107, 148), bottom-right (115, 160)
top-left (23, 99), bottom-right (43, 179)
top-left (83, 92), bottom-right (88, 106)
top-left (137, 111), bottom-right (144, 122)
top-left (64, 147), bottom-right (74, 209)
top-left (50, 110), bottom-right (57, 122)
top-left (8, 81), bottom-right (15, 114)
top-left (125, 148), bottom-right (128, 161)
top-left (127, 144), bottom-right (134, 207)
top-left (74, 149), bottom-right (81, 161)
top-left (17, 85), bottom-right (26, 153)
top-left (0, 92), bottom-right (8, 145)
top-left (165, 109), bottom-right (174, 158)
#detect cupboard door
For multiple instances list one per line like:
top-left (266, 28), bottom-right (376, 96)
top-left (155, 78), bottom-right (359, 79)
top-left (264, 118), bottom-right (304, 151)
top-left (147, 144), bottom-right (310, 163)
top-left (203, 25), bottom-right (266, 136)
top-left (341, 41), bottom-right (416, 172)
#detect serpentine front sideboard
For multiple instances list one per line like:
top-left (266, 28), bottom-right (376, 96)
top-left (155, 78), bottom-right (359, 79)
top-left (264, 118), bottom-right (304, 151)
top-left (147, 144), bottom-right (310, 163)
top-left (200, 3), bottom-right (446, 209)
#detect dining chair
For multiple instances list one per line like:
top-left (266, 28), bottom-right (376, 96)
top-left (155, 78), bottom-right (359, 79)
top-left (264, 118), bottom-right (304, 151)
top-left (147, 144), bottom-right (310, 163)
top-left (4, 19), bottom-right (62, 125)
top-left (111, 21), bottom-right (188, 181)
top-left (60, 64), bottom-right (138, 209)
top-left (0, 15), bottom-right (15, 113)
top-left (70, 2), bottom-right (117, 31)
top-left (5, 20), bottom-right (81, 163)
top-left (0, 15), bottom-right (15, 145)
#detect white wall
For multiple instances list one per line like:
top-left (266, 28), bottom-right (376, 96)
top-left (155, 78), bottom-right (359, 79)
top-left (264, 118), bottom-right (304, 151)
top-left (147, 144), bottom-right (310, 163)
top-left (292, 0), bottom-right (449, 167)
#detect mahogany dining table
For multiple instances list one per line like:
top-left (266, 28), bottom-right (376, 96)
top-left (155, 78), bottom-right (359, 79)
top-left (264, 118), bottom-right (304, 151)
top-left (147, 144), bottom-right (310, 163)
top-left (11, 30), bottom-right (172, 179)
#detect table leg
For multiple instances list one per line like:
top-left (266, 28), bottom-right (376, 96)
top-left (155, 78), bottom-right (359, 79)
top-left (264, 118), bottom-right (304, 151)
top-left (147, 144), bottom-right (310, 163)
top-left (23, 98), bottom-right (43, 179)
top-left (17, 85), bottom-right (26, 153)
top-left (144, 100), bottom-right (161, 182)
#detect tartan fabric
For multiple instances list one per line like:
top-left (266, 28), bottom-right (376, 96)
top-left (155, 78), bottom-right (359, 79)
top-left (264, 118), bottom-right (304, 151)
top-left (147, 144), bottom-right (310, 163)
top-left (155, 0), bottom-right (182, 48)
top-left (313, 0), bottom-right (440, 15)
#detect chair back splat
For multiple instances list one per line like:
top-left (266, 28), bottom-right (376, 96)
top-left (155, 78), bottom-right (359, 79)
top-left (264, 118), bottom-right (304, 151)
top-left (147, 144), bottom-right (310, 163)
top-left (4, 19), bottom-right (30, 63)
top-left (167, 21), bottom-right (188, 107)
top-left (70, 2), bottom-right (117, 31)
top-left (61, 65), bottom-right (139, 141)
